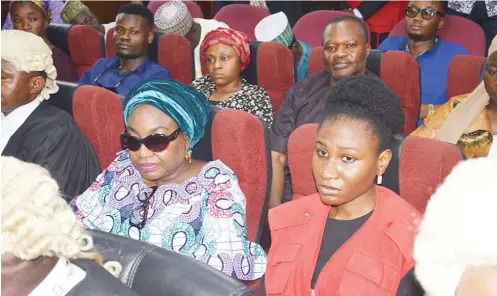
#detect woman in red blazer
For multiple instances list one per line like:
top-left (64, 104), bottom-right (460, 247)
top-left (260, 76), bottom-right (423, 296)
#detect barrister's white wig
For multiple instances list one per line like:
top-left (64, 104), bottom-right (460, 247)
top-left (1, 30), bottom-right (58, 101)
top-left (414, 157), bottom-right (497, 296)
top-left (1, 156), bottom-right (97, 261)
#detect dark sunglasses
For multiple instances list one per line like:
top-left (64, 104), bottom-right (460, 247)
top-left (120, 129), bottom-right (181, 152)
top-left (130, 186), bottom-right (158, 229)
top-left (406, 6), bottom-right (444, 20)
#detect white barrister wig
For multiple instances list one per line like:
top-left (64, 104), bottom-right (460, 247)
top-left (1, 30), bottom-right (58, 101)
top-left (414, 157), bottom-right (497, 296)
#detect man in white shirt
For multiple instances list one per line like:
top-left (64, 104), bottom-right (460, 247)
top-left (153, 0), bottom-right (229, 79)
top-left (1, 30), bottom-right (100, 199)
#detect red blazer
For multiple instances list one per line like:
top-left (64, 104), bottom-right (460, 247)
top-left (348, 1), bottom-right (408, 34)
top-left (265, 186), bottom-right (421, 296)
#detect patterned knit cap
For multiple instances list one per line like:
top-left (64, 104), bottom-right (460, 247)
top-left (254, 11), bottom-right (294, 47)
top-left (60, 0), bottom-right (88, 23)
top-left (154, 0), bottom-right (193, 36)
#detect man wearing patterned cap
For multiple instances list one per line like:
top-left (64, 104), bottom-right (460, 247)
top-left (1, 30), bottom-right (101, 200)
top-left (154, 0), bottom-right (229, 79)
top-left (60, 0), bottom-right (116, 41)
top-left (255, 11), bottom-right (312, 82)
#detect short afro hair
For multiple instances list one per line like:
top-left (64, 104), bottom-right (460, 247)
top-left (323, 75), bottom-right (405, 153)
top-left (323, 15), bottom-right (369, 45)
top-left (117, 4), bottom-right (154, 30)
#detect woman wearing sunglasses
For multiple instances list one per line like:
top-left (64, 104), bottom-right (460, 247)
top-left (71, 79), bottom-right (267, 281)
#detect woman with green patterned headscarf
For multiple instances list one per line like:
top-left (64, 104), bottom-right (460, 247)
top-left (72, 79), bottom-right (267, 281)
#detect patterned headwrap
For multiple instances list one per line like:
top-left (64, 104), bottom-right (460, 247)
top-left (123, 79), bottom-right (210, 152)
top-left (60, 0), bottom-right (89, 24)
top-left (10, 0), bottom-right (53, 22)
top-left (154, 0), bottom-right (193, 36)
top-left (200, 28), bottom-right (251, 71)
top-left (1, 30), bottom-right (58, 101)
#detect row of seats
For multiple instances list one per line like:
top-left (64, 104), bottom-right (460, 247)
top-left (51, 59), bottom-right (482, 248)
top-left (47, 21), bottom-right (486, 135)
top-left (213, 4), bottom-right (486, 56)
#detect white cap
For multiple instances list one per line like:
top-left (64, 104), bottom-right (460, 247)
top-left (254, 11), bottom-right (293, 47)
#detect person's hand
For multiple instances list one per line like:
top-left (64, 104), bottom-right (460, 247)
top-left (341, 9), bottom-right (355, 14)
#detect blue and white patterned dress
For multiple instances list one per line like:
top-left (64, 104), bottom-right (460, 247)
top-left (71, 151), bottom-right (267, 280)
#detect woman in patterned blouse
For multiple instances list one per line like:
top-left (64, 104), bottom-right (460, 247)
top-left (71, 79), bottom-right (267, 281)
top-left (192, 28), bottom-right (275, 127)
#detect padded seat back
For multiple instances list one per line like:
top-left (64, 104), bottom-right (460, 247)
top-left (447, 55), bottom-right (485, 99)
top-left (256, 42), bottom-right (294, 115)
top-left (293, 10), bottom-right (367, 48)
top-left (47, 24), bottom-right (105, 77)
top-left (106, 28), bottom-right (162, 63)
top-left (73, 85), bottom-right (124, 169)
top-left (308, 49), bottom-right (420, 133)
top-left (389, 15), bottom-right (486, 56)
top-left (47, 81), bottom-right (81, 117)
top-left (90, 230), bottom-right (254, 296)
top-left (211, 109), bottom-right (271, 243)
top-left (159, 33), bottom-right (195, 84)
top-left (46, 24), bottom-right (72, 56)
top-left (214, 4), bottom-right (270, 40)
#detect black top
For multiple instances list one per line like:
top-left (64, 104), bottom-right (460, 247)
top-left (258, 212), bottom-right (424, 296)
top-left (2, 103), bottom-right (101, 201)
top-left (310, 212), bottom-right (372, 287)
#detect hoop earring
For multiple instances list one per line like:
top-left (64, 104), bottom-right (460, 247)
top-left (377, 175), bottom-right (383, 185)
top-left (185, 150), bottom-right (192, 164)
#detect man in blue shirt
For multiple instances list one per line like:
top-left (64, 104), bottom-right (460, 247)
top-left (79, 4), bottom-right (172, 97)
top-left (379, 1), bottom-right (469, 126)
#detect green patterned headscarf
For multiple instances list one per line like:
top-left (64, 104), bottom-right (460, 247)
top-left (123, 79), bottom-right (210, 152)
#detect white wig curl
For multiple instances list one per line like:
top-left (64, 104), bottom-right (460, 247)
top-left (1, 30), bottom-right (58, 101)
top-left (414, 158), bottom-right (497, 296)
top-left (1, 156), bottom-right (96, 261)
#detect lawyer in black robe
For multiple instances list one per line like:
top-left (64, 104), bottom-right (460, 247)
top-left (2, 102), bottom-right (100, 200)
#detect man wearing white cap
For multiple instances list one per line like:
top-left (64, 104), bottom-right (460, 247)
top-left (1, 30), bottom-right (100, 199)
top-left (255, 11), bottom-right (312, 82)
top-left (154, 0), bottom-right (229, 79)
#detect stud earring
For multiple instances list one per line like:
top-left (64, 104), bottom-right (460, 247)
top-left (377, 175), bottom-right (383, 185)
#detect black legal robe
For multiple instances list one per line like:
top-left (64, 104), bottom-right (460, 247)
top-left (2, 103), bottom-right (101, 201)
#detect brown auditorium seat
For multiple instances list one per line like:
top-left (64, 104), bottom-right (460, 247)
top-left (214, 4), bottom-right (269, 41)
top-left (46, 24), bottom-right (105, 78)
top-left (256, 42), bottom-right (294, 115)
top-left (293, 10), bottom-right (369, 48)
top-left (158, 34), bottom-right (194, 84)
top-left (309, 48), bottom-right (420, 133)
top-left (211, 108), bottom-right (271, 244)
top-left (390, 15), bottom-right (486, 57)
top-left (287, 124), bottom-right (463, 213)
top-left (73, 85), bottom-right (124, 169)
top-left (447, 55), bottom-right (486, 99)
